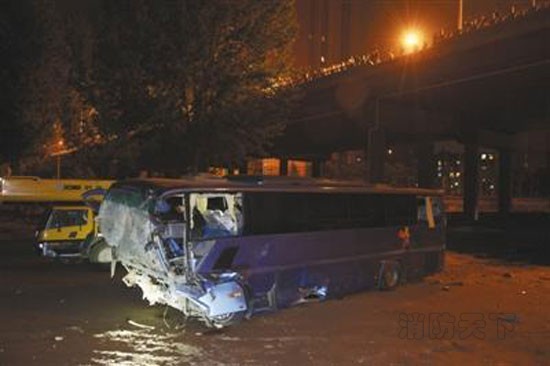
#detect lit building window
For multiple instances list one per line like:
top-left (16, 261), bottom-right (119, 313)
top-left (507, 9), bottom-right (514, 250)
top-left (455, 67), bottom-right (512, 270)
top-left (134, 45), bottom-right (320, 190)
top-left (288, 160), bottom-right (312, 177)
top-left (262, 158), bottom-right (280, 176)
top-left (247, 158), bottom-right (280, 176)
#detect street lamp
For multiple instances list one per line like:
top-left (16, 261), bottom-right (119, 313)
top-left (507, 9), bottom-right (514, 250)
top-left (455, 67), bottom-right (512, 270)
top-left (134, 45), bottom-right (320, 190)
top-left (401, 28), bottom-right (423, 54)
top-left (50, 140), bottom-right (76, 180)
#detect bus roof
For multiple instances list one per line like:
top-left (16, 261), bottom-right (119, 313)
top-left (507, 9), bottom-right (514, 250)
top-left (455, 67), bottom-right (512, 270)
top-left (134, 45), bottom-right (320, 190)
top-left (110, 175), bottom-right (444, 197)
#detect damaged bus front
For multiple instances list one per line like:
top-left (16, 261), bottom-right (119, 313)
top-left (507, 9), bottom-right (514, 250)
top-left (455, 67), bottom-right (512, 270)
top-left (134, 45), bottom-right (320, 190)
top-left (98, 181), bottom-right (248, 327)
top-left (99, 177), bottom-right (445, 327)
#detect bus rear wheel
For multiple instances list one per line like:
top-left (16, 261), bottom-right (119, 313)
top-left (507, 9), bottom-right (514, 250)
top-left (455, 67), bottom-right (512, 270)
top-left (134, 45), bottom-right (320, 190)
top-left (378, 260), bottom-right (401, 290)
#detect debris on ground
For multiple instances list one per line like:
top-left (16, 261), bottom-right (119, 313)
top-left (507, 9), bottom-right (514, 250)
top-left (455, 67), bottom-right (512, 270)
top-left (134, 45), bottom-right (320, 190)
top-left (66, 326), bottom-right (84, 334)
top-left (127, 319), bottom-right (155, 330)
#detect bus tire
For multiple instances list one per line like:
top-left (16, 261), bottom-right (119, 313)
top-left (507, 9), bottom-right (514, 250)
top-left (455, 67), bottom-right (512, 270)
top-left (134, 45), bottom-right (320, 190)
top-left (89, 239), bottom-right (112, 264)
top-left (378, 260), bottom-right (401, 291)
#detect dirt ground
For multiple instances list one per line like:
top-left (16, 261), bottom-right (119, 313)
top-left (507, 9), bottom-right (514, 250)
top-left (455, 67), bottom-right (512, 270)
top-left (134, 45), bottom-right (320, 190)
top-left (0, 216), bottom-right (548, 365)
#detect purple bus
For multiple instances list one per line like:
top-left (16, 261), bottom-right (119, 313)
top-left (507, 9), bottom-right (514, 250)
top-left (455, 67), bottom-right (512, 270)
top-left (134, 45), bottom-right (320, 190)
top-left (99, 176), bottom-right (445, 327)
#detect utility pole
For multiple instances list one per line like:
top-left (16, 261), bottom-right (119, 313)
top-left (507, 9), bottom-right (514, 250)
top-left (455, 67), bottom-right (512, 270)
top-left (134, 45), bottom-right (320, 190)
top-left (458, 0), bottom-right (463, 32)
top-left (56, 156), bottom-right (61, 180)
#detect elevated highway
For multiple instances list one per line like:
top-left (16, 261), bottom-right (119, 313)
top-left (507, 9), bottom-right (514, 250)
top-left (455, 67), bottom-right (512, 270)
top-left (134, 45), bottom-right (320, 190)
top-left (275, 7), bottom-right (550, 218)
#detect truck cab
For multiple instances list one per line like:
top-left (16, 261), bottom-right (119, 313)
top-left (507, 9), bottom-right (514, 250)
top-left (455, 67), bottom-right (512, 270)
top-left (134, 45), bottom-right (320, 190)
top-left (35, 206), bottom-right (94, 258)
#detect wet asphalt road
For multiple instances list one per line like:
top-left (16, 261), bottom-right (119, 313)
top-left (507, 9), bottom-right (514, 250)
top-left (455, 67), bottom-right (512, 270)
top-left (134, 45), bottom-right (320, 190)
top-left (0, 218), bottom-right (549, 365)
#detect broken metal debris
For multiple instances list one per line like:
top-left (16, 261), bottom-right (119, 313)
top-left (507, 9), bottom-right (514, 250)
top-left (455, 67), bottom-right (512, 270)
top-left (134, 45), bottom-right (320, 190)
top-left (127, 320), bottom-right (156, 330)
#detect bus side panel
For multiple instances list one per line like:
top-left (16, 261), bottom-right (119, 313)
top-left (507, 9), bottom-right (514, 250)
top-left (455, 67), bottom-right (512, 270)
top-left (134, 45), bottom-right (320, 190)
top-left (196, 227), bottom-right (444, 311)
top-left (196, 228), bottom-right (404, 277)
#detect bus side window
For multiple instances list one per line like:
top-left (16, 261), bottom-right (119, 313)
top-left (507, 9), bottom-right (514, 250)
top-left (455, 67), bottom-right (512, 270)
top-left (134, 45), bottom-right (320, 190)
top-left (190, 193), bottom-right (242, 239)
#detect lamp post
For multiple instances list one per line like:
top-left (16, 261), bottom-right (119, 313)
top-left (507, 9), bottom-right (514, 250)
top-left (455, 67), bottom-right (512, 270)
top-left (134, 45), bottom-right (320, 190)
top-left (458, 0), bottom-right (463, 32)
top-left (50, 139), bottom-right (76, 180)
top-left (53, 139), bottom-right (64, 180)
top-left (56, 155), bottom-right (61, 179)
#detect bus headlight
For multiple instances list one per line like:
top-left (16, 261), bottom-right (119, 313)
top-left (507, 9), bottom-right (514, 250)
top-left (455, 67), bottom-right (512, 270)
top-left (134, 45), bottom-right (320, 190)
top-left (228, 289), bottom-right (243, 298)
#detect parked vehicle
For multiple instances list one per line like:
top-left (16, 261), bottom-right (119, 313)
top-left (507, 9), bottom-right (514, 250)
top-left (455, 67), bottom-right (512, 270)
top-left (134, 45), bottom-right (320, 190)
top-left (99, 176), bottom-right (445, 327)
top-left (35, 205), bottom-right (94, 258)
top-left (34, 205), bottom-right (112, 263)
top-left (0, 176), bottom-right (114, 261)
top-left (0, 176), bottom-right (113, 203)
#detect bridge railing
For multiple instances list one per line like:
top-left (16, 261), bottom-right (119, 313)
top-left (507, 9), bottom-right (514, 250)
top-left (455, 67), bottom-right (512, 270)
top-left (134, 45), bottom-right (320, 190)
top-left (277, 1), bottom-right (550, 89)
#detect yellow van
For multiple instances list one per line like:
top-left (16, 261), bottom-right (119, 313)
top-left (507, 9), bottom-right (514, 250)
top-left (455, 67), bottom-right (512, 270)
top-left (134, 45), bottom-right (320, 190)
top-left (35, 206), bottom-right (94, 258)
top-left (34, 205), bottom-right (112, 263)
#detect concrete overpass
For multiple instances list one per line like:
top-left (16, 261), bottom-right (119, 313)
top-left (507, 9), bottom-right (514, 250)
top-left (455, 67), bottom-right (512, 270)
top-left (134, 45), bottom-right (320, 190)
top-left (274, 7), bottom-right (550, 219)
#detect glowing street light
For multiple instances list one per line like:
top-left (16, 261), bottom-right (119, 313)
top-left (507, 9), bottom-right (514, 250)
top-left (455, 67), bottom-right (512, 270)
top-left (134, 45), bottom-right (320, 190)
top-left (401, 29), bottom-right (423, 54)
top-left (50, 139), bottom-right (76, 180)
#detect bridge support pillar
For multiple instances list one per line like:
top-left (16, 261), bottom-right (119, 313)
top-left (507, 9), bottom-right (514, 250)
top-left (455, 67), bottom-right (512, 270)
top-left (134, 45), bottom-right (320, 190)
top-left (416, 141), bottom-right (435, 188)
top-left (366, 128), bottom-right (386, 183)
top-left (279, 158), bottom-right (288, 176)
top-left (498, 149), bottom-right (512, 215)
top-left (312, 159), bottom-right (324, 178)
top-left (464, 141), bottom-right (480, 221)
top-left (237, 161), bottom-right (248, 175)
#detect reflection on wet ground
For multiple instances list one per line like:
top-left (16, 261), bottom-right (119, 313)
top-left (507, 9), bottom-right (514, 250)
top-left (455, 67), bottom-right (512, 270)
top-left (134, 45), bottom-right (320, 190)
top-left (88, 317), bottom-right (331, 366)
top-left (90, 329), bottom-right (203, 366)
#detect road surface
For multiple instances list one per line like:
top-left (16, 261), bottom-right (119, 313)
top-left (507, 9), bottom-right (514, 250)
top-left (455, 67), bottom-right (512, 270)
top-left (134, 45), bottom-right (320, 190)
top-left (0, 218), bottom-right (548, 365)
